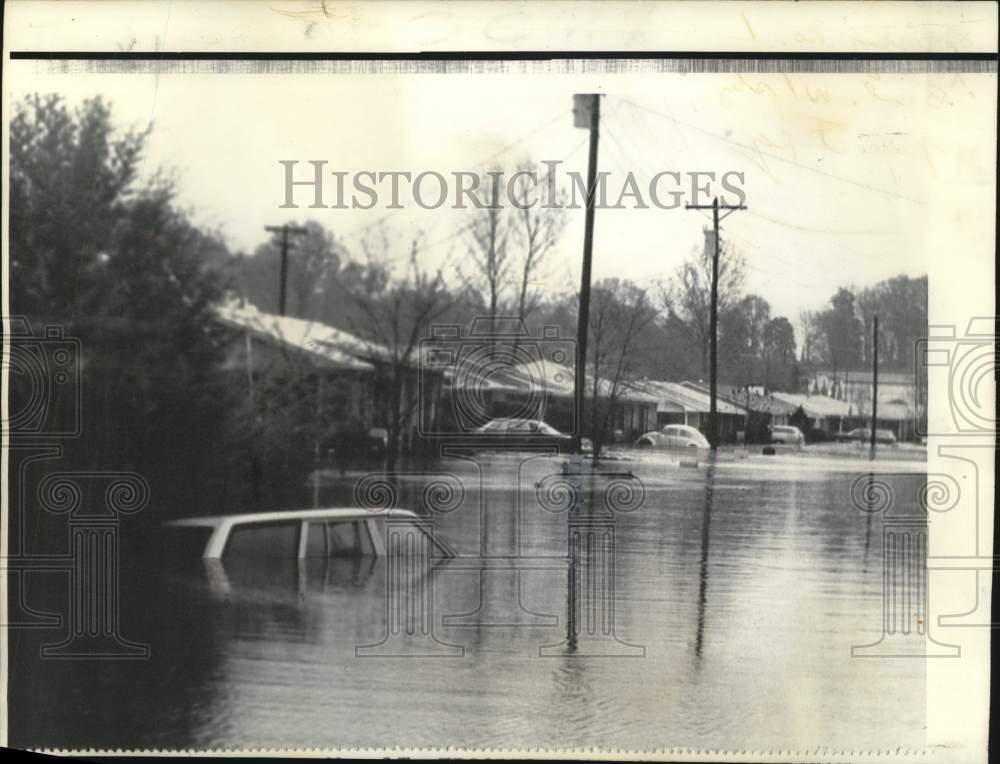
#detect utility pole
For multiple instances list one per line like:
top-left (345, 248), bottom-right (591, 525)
top-left (572, 93), bottom-right (601, 454)
top-left (264, 224), bottom-right (308, 316)
top-left (685, 197), bottom-right (746, 450)
top-left (870, 313), bottom-right (879, 460)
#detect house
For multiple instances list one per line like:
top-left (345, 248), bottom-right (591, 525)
top-left (217, 301), bottom-right (376, 439)
top-left (630, 379), bottom-right (748, 444)
top-left (769, 393), bottom-right (852, 435)
top-left (216, 301), bottom-right (449, 452)
top-left (682, 382), bottom-right (801, 442)
top-left (808, 369), bottom-right (918, 409)
top-left (800, 370), bottom-right (922, 441)
top-left (439, 358), bottom-right (659, 442)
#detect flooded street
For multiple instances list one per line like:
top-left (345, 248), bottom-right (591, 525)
top-left (10, 450), bottom-right (928, 753)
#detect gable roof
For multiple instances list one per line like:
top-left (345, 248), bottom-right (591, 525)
top-left (217, 301), bottom-right (375, 371)
top-left (631, 379), bottom-right (747, 415)
top-left (812, 370), bottom-right (915, 385)
top-left (771, 392), bottom-right (852, 418)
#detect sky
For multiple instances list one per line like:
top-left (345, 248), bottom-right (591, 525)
top-left (8, 62), bottom-right (995, 329)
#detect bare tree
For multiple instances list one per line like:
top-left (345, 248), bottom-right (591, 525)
top-left (587, 278), bottom-right (659, 460)
top-left (344, 226), bottom-right (453, 469)
top-left (458, 169), bottom-right (510, 332)
top-left (509, 161), bottom-right (566, 325)
top-left (668, 235), bottom-right (746, 374)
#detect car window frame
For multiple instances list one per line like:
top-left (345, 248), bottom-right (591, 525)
top-left (300, 518), bottom-right (381, 559)
top-left (221, 519), bottom-right (303, 560)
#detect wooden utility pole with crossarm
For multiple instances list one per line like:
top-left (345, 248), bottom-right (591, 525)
top-left (264, 224), bottom-right (309, 316)
top-left (684, 197), bottom-right (746, 450)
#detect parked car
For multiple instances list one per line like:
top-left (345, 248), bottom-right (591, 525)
top-left (769, 425), bottom-right (805, 447)
top-left (163, 508), bottom-right (453, 560)
top-left (635, 423), bottom-right (710, 449)
top-left (472, 417), bottom-right (575, 451)
top-left (842, 427), bottom-right (898, 445)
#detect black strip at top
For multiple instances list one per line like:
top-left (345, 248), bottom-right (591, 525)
top-left (9, 50), bottom-right (999, 61)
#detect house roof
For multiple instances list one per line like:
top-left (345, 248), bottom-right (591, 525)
top-left (875, 400), bottom-right (916, 420)
top-left (812, 370), bottom-right (915, 385)
top-left (771, 392), bottom-right (852, 418)
top-left (678, 381), bottom-right (798, 415)
top-left (445, 359), bottom-right (660, 404)
top-left (633, 379), bottom-right (747, 415)
top-left (217, 301), bottom-right (375, 371)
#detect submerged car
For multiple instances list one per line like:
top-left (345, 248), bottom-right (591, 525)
top-left (163, 507), bottom-right (453, 560)
top-left (472, 417), bottom-right (575, 451)
top-left (769, 425), bottom-right (805, 447)
top-left (842, 427), bottom-right (898, 445)
top-left (635, 423), bottom-right (710, 449)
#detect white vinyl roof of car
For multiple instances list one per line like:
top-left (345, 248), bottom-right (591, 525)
top-left (165, 507), bottom-right (418, 529)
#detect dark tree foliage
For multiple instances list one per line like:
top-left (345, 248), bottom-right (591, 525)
top-left (9, 94), bottom-right (234, 518)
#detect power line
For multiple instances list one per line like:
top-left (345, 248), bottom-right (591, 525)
top-left (336, 107), bottom-right (572, 243)
top-left (685, 197), bottom-right (746, 449)
top-left (622, 98), bottom-right (926, 205)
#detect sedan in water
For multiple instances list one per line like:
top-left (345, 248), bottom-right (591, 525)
top-left (635, 423), bottom-right (710, 449)
top-left (769, 425), bottom-right (806, 447)
top-left (842, 427), bottom-right (898, 445)
top-left (472, 417), bottom-right (578, 452)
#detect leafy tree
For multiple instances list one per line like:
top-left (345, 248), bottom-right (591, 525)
top-left (9, 94), bottom-right (230, 512)
top-left (762, 316), bottom-right (798, 391)
top-left (856, 275), bottom-right (927, 371)
top-left (239, 220), bottom-right (347, 321)
top-left (819, 287), bottom-right (863, 373)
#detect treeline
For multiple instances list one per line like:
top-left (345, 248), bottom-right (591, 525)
top-left (10, 96), bottom-right (929, 514)
top-left (799, 277), bottom-right (928, 374)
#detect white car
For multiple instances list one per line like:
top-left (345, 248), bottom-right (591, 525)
top-left (635, 423), bottom-right (710, 449)
top-left (163, 508), bottom-right (453, 560)
top-left (769, 425), bottom-right (805, 447)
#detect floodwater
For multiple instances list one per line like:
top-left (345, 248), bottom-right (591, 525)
top-left (9, 449), bottom-right (929, 753)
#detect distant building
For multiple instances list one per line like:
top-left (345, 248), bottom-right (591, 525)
top-left (770, 392), bottom-right (852, 434)
top-left (216, 301), bottom-right (447, 451)
top-left (442, 360), bottom-right (659, 442)
top-left (808, 369), bottom-right (916, 407)
top-left (804, 369), bottom-right (921, 440)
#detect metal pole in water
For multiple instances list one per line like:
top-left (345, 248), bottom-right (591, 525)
top-left (870, 314), bottom-right (878, 461)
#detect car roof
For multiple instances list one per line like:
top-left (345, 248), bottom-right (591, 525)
top-left (165, 507), bottom-right (419, 529)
